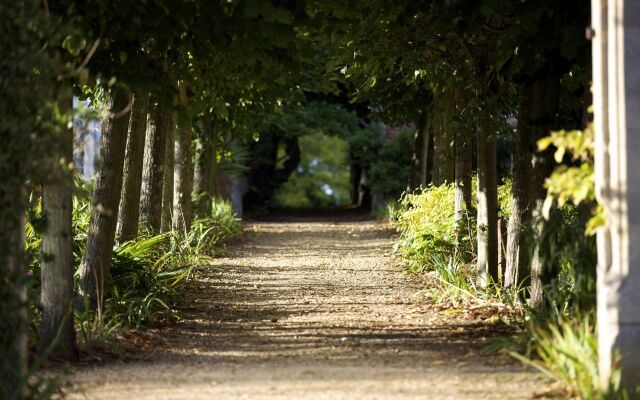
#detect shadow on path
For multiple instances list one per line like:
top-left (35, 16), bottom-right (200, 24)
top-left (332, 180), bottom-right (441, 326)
top-left (68, 218), bottom-right (543, 400)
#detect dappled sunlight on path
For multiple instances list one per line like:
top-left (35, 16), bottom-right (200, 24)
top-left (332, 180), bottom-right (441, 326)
top-left (69, 220), bottom-right (542, 399)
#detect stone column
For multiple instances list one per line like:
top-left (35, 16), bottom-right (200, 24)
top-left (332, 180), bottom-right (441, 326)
top-left (592, 0), bottom-right (640, 389)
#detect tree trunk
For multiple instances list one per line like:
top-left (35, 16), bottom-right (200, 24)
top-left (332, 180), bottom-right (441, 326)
top-left (497, 217), bottom-right (508, 281)
top-left (476, 110), bottom-right (499, 288)
top-left (350, 163), bottom-right (363, 205)
top-left (139, 97), bottom-right (168, 233)
top-left (504, 84), bottom-right (535, 290)
top-left (528, 78), bottom-right (559, 312)
top-left (194, 114), bottom-right (216, 217)
top-left (409, 114), bottom-right (424, 191)
top-left (40, 99), bottom-right (77, 360)
top-left (441, 100), bottom-right (455, 184)
top-left (210, 128), bottom-right (220, 199)
top-left (173, 95), bottom-right (194, 232)
top-left (419, 112), bottom-right (431, 187)
top-left (410, 111), bottom-right (430, 191)
top-left (161, 113), bottom-right (175, 233)
top-left (116, 91), bottom-right (149, 242)
top-left (454, 118), bottom-right (473, 249)
top-left (432, 111), bottom-right (444, 186)
top-left (78, 87), bottom-right (131, 311)
top-left (0, 193), bottom-right (27, 399)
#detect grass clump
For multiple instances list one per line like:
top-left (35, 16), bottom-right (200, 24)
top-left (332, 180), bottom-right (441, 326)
top-left (509, 315), bottom-right (631, 399)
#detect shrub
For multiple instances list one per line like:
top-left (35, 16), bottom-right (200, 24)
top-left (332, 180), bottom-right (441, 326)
top-left (394, 177), bottom-right (513, 272)
top-left (394, 183), bottom-right (460, 271)
top-left (511, 315), bottom-right (629, 399)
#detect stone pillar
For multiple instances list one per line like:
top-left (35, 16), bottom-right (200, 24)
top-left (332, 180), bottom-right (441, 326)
top-left (592, 0), bottom-right (640, 390)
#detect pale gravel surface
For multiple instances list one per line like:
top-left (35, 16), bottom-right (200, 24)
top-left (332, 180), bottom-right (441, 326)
top-left (68, 220), bottom-right (543, 399)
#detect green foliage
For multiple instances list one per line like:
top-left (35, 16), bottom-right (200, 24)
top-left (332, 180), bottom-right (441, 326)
top-left (394, 183), bottom-right (467, 270)
top-left (538, 125), bottom-right (601, 234)
top-left (423, 255), bottom-right (478, 304)
top-left (1, 0), bottom-right (78, 394)
top-left (26, 193), bottom-right (241, 345)
top-left (369, 128), bottom-right (413, 198)
top-left (276, 131), bottom-right (351, 208)
top-left (497, 178), bottom-right (512, 219)
top-left (512, 316), bottom-right (629, 399)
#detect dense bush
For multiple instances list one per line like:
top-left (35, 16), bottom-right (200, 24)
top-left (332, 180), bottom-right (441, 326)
top-left (394, 183), bottom-right (463, 271)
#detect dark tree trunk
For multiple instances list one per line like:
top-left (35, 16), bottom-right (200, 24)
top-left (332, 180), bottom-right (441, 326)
top-left (529, 79), bottom-right (560, 311)
top-left (419, 112), bottom-right (431, 187)
top-left (498, 217), bottom-right (508, 281)
top-left (409, 111), bottom-right (430, 191)
top-left (441, 101), bottom-right (455, 184)
top-left (504, 85), bottom-right (535, 290)
top-left (173, 94), bottom-right (194, 232)
top-left (476, 110), bottom-right (499, 288)
top-left (350, 163), bottom-right (363, 205)
top-left (409, 114), bottom-right (423, 191)
top-left (194, 114), bottom-right (216, 218)
top-left (161, 113), bottom-right (175, 233)
top-left (454, 117), bottom-right (473, 250)
top-left (210, 127), bottom-right (220, 199)
top-left (432, 111), bottom-right (444, 186)
top-left (78, 87), bottom-right (131, 310)
top-left (40, 99), bottom-right (77, 360)
top-left (0, 192), bottom-right (27, 399)
top-left (139, 97), bottom-right (169, 233)
top-left (117, 91), bottom-right (149, 242)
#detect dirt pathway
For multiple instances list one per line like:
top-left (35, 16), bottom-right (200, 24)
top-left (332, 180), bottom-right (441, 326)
top-left (69, 220), bottom-right (542, 399)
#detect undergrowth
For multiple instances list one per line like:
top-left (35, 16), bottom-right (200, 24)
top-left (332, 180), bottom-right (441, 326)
top-left (26, 187), bottom-right (242, 349)
top-left (391, 177), bottom-right (628, 399)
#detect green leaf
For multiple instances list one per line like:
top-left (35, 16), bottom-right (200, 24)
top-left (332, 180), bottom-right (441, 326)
top-left (62, 34), bottom-right (87, 57)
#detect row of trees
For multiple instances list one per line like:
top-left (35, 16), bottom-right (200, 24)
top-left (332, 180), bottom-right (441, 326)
top-left (307, 0), bottom-right (590, 307)
top-left (4, 0), bottom-right (636, 395)
top-left (1, 1), bottom-right (333, 397)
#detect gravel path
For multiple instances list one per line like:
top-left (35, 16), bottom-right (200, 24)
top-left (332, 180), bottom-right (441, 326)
top-left (68, 220), bottom-right (543, 399)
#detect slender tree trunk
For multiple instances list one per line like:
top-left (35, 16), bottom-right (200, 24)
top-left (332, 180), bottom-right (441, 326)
top-left (0, 190), bottom-right (27, 399)
top-left (78, 87), bottom-right (131, 310)
top-left (432, 111), bottom-right (444, 186)
top-left (194, 114), bottom-right (215, 217)
top-left (420, 112), bottom-right (431, 187)
top-left (40, 99), bottom-right (77, 360)
top-left (528, 78), bottom-right (559, 311)
top-left (409, 114), bottom-right (426, 191)
top-left (426, 126), bottom-right (434, 184)
top-left (173, 95), bottom-right (194, 232)
top-left (497, 217), bottom-right (508, 281)
top-left (409, 128), bottom-right (418, 191)
top-left (476, 110), bottom-right (499, 288)
top-left (410, 111), bottom-right (431, 190)
top-left (454, 118), bottom-right (473, 249)
top-left (350, 163), bottom-right (363, 205)
top-left (161, 113), bottom-right (175, 233)
top-left (210, 128), bottom-right (220, 198)
top-left (504, 85), bottom-right (535, 290)
top-left (441, 99), bottom-right (455, 184)
top-left (139, 97), bottom-right (168, 233)
top-left (116, 91), bottom-right (149, 242)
